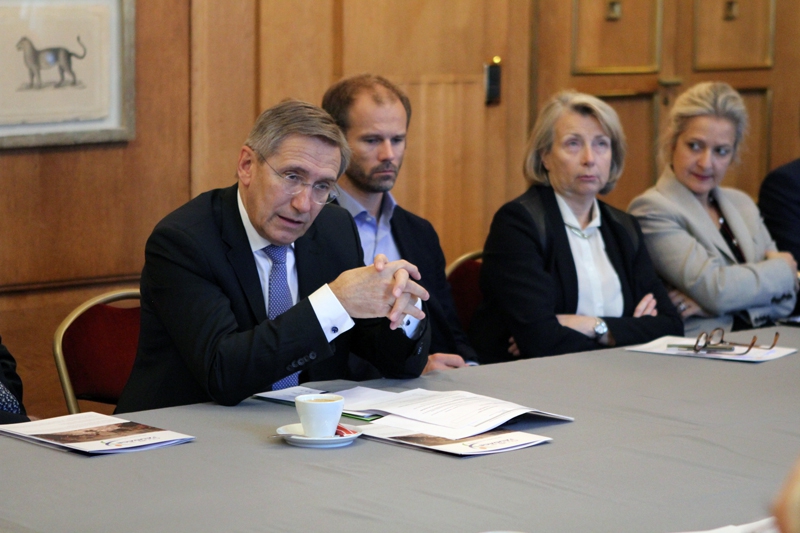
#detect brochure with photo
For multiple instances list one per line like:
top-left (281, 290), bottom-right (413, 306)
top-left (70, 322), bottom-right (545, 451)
top-left (361, 424), bottom-right (551, 456)
top-left (0, 412), bottom-right (195, 455)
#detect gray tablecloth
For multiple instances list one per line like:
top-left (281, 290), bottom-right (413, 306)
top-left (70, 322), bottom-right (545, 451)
top-left (2, 327), bottom-right (799, 533)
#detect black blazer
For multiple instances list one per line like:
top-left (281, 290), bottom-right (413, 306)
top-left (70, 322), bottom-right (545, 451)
top-left (759, 158), bottom-right (800, 315)
top-left (391, 206), bottom-right (477, 361)
top-left (471, 185), bottom-right (682, 363)
top-left (116, 185), bottom-right (429, 413)
top-left (0, 335), bottom-right (28, 424)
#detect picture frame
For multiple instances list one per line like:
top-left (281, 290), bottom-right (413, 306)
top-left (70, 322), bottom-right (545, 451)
top-left (0, 0), bottom-right (135, 149)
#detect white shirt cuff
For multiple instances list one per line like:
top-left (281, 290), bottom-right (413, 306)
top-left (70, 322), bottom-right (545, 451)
top-left (308, 284), bottom-right (355, 342)
top-left (400, 298), bottom-right (424, 340)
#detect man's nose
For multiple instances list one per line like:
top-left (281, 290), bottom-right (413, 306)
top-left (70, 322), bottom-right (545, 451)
top-left (290, 186), bottom-right (314, 213)
top-left (378, 140), bottom-right (395, 161)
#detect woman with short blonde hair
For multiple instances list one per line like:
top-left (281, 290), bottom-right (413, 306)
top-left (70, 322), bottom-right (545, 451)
top-left (471, 90), bottom-right (682, 363)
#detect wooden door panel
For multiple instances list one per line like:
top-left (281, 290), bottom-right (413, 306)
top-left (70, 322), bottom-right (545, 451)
top-left (340, 0), bottom-right (501, 261)
top-left (536, 0), bottom-right (797, 209)
top-left (693, 0), bottom-right (775, 70)
top-left (573, 0), bottom-right (662, 74)
top-left (394, 76), bottom-right (486, 260)
top-left (599, 94), bottom-right (659, 210)
top-left (723, 89), bottom-right (771, 198)
top-left (341, 0), bottom-right (484, 77)
top-left (259, 0), bottom-right (337, 107)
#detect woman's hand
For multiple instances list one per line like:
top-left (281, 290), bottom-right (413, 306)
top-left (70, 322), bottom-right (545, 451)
top-left (668, 288), bottom-right (708, 319)
top-left (507, 337), bottom-right (521, 357)
top-left (633, 293), bottom-right (658, 317)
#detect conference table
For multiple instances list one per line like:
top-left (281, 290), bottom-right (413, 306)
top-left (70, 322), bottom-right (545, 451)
top-left (2, 327), bottom-right (799, 533)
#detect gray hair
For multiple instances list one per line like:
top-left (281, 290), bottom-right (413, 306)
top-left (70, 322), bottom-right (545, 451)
top-left (524, 90), bottom-right (626, 194)
top-left (661, 82), bottom-right (748, 165)
top-left (245, 100), bottom-right (351, 177)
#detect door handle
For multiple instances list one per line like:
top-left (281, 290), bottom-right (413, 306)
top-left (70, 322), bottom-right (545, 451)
top-left (658, 77), bottom-right (683, 87)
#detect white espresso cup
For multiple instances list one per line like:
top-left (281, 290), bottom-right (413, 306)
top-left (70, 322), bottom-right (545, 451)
top-left (294, 394), bottom-right (345, 438)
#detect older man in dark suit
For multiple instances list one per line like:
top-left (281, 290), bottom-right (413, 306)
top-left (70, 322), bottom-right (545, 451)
top-left (116, 101), bottom-right (431, 413)
top-left (322, 75), bottom-right (476, 374)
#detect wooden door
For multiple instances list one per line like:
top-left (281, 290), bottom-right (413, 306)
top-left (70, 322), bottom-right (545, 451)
top-left (534, 0), bottom-right (798, 209)
top-left (258, 0), bottom-right (533, 263)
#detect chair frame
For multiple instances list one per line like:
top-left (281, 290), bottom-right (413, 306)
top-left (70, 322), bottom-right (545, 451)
top-left (52, 288), bottom-right (141, 414)
top-left (445, 249), bottom-right (483, 277)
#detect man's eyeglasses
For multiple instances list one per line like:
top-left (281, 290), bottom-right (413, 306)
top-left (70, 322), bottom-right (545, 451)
top-left (668, 327), bottom-right (779, 355)
top-left (262, 157), bottom-right (338, 205)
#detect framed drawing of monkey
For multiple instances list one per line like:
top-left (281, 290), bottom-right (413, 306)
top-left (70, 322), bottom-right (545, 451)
top-left (0, 0), bottom-right (135, 148)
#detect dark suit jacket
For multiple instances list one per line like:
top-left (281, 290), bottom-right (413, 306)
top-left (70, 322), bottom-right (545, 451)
top-left (471, 185), bottom-right (682, 363)
top-left (116, 185), bottom-right (429, 413)
top-left (0, 335), bottom-right (29, 424)
top-left (391, 206), bottom-right (477, 361)
top-left (759, 158), bottom-right (800, 315)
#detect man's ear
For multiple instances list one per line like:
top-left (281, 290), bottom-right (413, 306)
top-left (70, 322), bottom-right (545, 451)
top-left (237, 146), bottom-right (256, 186)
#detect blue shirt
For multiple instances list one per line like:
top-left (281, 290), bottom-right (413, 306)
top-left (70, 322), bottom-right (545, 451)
top-left (336, 188), bottom-right (402, 264)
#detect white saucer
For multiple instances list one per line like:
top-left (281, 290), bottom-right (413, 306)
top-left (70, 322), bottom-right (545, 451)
top-left (276, 423), bottom-right (363, 448)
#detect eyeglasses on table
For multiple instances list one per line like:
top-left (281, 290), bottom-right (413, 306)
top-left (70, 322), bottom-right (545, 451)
top-left (668, 328), bottom-right (779, 355)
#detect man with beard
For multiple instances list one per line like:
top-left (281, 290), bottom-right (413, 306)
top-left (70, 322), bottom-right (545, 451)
top-left (322, 75), bottom-right (477, 373)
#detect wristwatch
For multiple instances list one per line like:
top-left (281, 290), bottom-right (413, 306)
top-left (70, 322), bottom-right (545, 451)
top-left (593, 318), bottom-right (608, 338)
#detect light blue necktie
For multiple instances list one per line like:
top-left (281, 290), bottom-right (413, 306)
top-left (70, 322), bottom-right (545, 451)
top-left (264, 245), bottom-right (300, 390)
top-left (0, 380), bottom-right (21, 415)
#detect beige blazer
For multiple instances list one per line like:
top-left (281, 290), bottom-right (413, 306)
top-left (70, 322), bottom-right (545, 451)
top-left (628, 168), bottom-right (796, 335)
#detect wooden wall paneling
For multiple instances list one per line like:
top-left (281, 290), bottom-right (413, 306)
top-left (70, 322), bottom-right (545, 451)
top-left (258, 0), bottom-right (337, 109)
top-left (599, 94), bottom-right (659, 210)
top-left (396, 76), bottom-right (486, 261)
top-left (724, 89), bottom-right (771, 198)
top-left (572, 0), bottom-right (661, 74)
top-left (340, 0), bottom-right (526, 262)
top-left (0, 1), bottom-right (191, 419)
top-left (191, 0), bottom-right (259, 196)
top-left (341, 0), bottom-right (484, 78)
top-left (505, 0), bottom-right (534, 202)
top-left (674, 0), bottom-right (799, 180)
top-left (765, 0), bottom-right (800, 168)
top-left (0, 1), bottom-right (190, 292)
top-left (693, 0), bottom-right (775, 70)
top-left (534, 1), bottom-right (574, 113)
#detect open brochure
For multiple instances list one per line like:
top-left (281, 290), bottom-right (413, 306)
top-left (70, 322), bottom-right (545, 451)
top-left (627, 336), bottom-right (796, 362)
top-left (360, 423), bottom-right (551, 456)
top-left (344, 387), bottom-right (572, 440)
top-left (0, 412), bottom-right (195, 455)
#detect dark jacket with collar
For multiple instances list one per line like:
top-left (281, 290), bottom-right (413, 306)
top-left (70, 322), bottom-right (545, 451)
top-left (116, 184), bottom-right (429, 413)
top-left (390, 206), bottom-right (477, 361)
top-left (471, 185), bottom-right (682, 363)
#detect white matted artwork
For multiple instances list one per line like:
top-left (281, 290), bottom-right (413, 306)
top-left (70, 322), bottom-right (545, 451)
top-left (0, 0), bottom-right (135, 148)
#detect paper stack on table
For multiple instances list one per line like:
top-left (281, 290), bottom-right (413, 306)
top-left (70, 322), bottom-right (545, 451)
top-left (342, 386), bottom-right (572, 456)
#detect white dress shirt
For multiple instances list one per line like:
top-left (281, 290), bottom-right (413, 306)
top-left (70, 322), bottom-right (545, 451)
top-left (555, 193), bottom-right (624, 318)
top-left (237, 190), bottom-right (421, 340)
